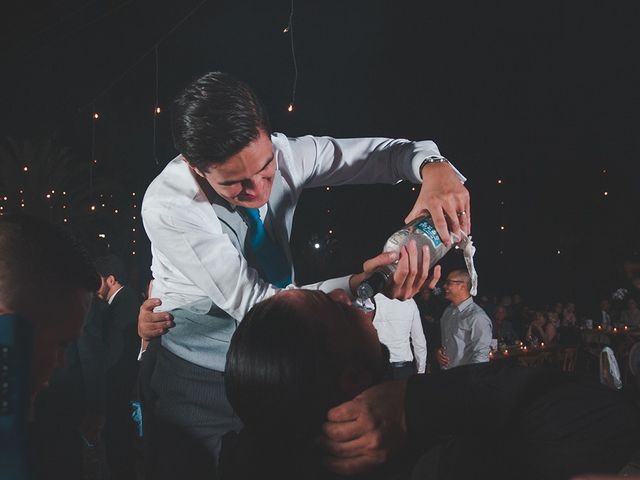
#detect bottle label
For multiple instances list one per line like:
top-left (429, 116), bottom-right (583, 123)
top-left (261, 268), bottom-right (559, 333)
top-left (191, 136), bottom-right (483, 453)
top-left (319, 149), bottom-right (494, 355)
top-left (415, 220), bottom-right (442, 247)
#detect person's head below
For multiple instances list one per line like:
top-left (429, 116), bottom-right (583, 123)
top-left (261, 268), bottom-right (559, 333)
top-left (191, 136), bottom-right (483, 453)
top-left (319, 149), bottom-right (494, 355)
top-left (172, 71), bottom-right (275, 209)
top-left (0, 214), bottom-right (99, 396)
top-left (225, 289), bottom-right (389, 458)
top-left (443, 269), bottom-right (472, 305)
top-left (94, 254), bottom-right (127, 302)
top-left (532, 310), bottom-right (547, 328)
top-left (494, 304), bottom-right (508, 323)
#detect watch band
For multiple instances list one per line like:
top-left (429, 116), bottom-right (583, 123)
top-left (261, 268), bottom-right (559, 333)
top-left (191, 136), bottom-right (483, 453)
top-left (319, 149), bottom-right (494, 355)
top-left (419, 155), bottom-right (449, 178)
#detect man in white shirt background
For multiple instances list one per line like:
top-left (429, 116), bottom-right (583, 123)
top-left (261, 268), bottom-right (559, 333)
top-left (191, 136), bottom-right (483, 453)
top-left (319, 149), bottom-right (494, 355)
top-left (437, 269), bottom-right (492, 370)
top-left (137, 71), bottom-right (471, 479)
top-left (373, 294), bottom-right (427, 379)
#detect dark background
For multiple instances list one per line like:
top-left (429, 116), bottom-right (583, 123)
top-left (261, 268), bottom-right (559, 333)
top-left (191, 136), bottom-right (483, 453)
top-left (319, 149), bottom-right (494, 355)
top-left (1, 0), bottom-right (638, 309)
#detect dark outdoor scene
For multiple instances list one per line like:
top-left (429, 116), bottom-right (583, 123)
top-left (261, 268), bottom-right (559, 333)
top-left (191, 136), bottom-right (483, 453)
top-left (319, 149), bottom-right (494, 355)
top-left (1, 1), bottom-right (640, 479)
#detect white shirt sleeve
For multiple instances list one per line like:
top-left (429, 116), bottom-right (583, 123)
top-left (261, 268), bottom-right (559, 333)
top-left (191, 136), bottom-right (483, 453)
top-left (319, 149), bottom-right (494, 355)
top-left (279, 135), bottom-right (465, 190)
top-left (410, 302), bottom-right (428, 374)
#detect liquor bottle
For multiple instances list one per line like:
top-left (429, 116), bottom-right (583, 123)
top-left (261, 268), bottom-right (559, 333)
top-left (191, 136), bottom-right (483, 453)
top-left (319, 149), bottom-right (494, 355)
top-left (355, 214), bottom-right (476, 302)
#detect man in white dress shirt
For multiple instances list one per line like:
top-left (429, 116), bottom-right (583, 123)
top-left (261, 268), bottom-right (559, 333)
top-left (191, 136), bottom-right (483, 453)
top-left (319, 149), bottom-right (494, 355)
top-left (437, 269), bottom-right (492, 370)
top-left (138, 71), bottom-right (471, 479)
top-left (373, 294), bottom-right (427, 379)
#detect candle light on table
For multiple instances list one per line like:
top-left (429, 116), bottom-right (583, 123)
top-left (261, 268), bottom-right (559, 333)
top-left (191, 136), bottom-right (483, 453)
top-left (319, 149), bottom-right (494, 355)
top-left (613, 327), bottom-right (618, 334)
top-left (540, 342), bottom-right (545, 348)
top-left (503, 349), bottom-right (509, 356)
top-left (523, 345), bottom-right (528, 352)
top-left (624, 325), bottom-right (629, 332)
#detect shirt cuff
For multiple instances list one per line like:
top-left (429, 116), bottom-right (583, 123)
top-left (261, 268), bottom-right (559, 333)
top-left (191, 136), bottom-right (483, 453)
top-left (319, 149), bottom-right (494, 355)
top-left (410, 142), bottom-right (466, 184)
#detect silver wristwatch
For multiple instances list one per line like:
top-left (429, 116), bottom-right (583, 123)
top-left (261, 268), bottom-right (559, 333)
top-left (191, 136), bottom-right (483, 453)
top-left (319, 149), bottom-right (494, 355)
top-left (419, 155), bottom-right (449, 178)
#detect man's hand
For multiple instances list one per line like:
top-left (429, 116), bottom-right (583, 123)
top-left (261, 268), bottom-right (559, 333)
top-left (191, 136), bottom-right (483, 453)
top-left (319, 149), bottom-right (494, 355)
top-left (405, 162), bottom-right (470, 246)
top-left (349, 242), bottom-right (442, 301)
top-left (138, 298), bottom-right (174, 340)
top-left (436, 346), bottom-right (449, 368)
top-left (319, 380), bottom-right (408, 475)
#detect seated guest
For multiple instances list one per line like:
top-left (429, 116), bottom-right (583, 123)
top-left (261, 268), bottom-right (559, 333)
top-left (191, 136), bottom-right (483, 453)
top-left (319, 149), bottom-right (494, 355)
top-left (222, 289), bottom-right (640, 480)
top-left (562, 301), bottom-right (577, 326)
top-left (621, 298), bottom-right (640, 328)
top-left (492, 304), bottom-right (518, 343)
top-left (527, 310), bottom-right (557, 345)
top-left (0, 214), bottom-right (100, 479)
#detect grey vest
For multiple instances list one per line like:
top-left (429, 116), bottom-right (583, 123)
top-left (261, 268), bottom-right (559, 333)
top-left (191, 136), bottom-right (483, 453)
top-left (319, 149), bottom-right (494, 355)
top-left (160, 171), bottom-right (295, 372)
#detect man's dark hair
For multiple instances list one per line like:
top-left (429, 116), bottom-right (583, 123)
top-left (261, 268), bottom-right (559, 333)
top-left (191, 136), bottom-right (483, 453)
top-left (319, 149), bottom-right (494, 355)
top-left (94, 254), bottom-right (128, 285)
top-left (223, 290), bottom-right (388, 478)
top-left (0, 214), bottom-right (100, 311)
top-left (171, 71), bottom-right (271, 172)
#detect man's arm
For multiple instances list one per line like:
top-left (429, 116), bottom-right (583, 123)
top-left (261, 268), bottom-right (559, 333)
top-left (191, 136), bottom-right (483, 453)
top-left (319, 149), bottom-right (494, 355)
top-left (469, 313), bottom-right (493, 364)
top-left (321, 364), bottom-right (567, 474)
top-left (409, 302), bottom-right (427, 374)
top-left (280, 134), bottom-right (470, 245)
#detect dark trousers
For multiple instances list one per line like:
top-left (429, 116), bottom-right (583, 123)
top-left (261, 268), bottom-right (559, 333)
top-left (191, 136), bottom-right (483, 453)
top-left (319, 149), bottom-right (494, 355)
top-left (142, 343), bottom-right (242, 480)
top-left (390, 361), bottom-right (416, 380)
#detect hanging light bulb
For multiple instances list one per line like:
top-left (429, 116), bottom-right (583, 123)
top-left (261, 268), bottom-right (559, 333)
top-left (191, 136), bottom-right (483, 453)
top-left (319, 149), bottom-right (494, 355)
top-left (287, 103), bottom-right (294, 112)
top-left (155, 106), bottom-right (161, 114)
top-left (283, 26), bottom-right (289, 33)
top-left (93, 113), bottom-right (99, 120)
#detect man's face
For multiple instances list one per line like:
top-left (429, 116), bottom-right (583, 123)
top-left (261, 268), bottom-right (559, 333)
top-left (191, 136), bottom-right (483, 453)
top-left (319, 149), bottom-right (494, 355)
top-left (192, 130), bottom-right (276, 209)
top-left (443, 274), bottom-right (466, 302)
top-left (96, 275), bottom-right (110, 301)
top-left (31, 288), bottom-right (92, 396)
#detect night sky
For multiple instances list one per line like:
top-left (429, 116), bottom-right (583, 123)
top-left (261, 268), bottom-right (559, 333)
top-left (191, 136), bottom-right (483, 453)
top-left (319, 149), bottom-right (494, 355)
top-left (1, 1), bottom-right (639, 309)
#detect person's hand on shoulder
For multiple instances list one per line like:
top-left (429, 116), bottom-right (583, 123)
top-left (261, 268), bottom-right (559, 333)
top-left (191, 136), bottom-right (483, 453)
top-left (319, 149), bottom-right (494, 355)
top-left (318, 380), bottom-right (408, 475)
top-left (405, 161), bottom-right (470, 246)
top-left (138, 298), bottom-right (174, 340)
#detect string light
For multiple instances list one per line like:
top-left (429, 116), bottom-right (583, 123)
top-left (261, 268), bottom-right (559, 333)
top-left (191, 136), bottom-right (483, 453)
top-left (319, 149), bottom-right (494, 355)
top-left (155, 106), bottom-right (161, 114)
top-left (23, 166), bottom-right (28, 172)
top-left (284, 0), bottom-right (297, 111)
top-left (45, 194), bottom-right (51, 199)
top-left (557, 250), bottom-right (561, 255)
top-left (497, 179), bottom-right (502, 184)
top-left (328, 230), bottom-right (333, 234)
top-left (604, 191), bottom-right (608, 197)
top-left (63, 218), bottom-right (68, 223)
top-left (114, 209), bottom-right (119, 214)
top-left (325, 187), bottom-right (331, 191)
top-left (93, 113), bottom-right (99, 119)
top-left (98, 234), bottom-right (106, 238)
top-left (90, 205), bottom-right (96, 211)
top-left (500, 225), bottom-right (505, 230)
top-left (314, 243), bottom-right (320, 249)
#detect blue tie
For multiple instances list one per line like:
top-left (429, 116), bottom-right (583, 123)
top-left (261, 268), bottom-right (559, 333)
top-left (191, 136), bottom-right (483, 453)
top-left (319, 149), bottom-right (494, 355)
top-left (240, 207), bottom-right (292, 288)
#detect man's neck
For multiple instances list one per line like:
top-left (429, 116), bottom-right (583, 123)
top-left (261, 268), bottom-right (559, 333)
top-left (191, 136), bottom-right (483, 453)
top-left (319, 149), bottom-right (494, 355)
top-left (452, 295), bottom-right (472, 307)
top-left (107, 284), bottom-right (124, 303)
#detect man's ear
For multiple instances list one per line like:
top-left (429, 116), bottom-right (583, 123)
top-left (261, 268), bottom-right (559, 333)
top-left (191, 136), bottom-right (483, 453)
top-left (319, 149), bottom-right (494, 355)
top-left (183, 157), bottom-right (206, 179)
top-left (106, 275), bottom-right (117, 287)
top-left (338, 367), bottom-right (373, 399)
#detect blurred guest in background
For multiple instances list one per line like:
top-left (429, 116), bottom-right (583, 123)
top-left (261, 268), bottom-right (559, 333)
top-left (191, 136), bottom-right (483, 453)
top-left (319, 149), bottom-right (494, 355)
top-left (621, 298), bottom-right (640, 328)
